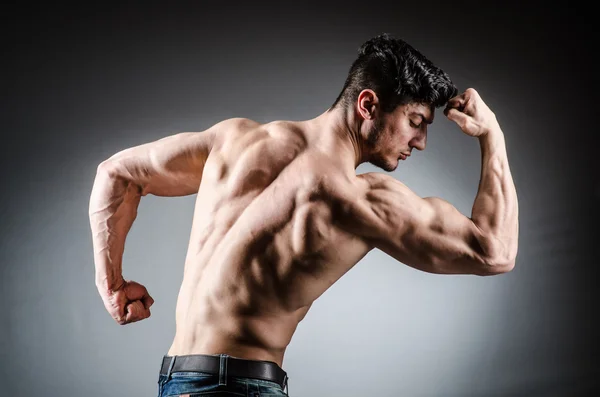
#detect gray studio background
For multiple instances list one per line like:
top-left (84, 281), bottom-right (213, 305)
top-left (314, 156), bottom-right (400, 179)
top-left (1, 2), bottom-right (596, 396)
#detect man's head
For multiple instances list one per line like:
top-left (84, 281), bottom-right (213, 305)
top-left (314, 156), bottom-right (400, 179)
top-left (330, 33), bottom-right (458, 171)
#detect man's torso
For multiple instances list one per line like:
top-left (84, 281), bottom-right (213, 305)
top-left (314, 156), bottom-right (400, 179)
top-left (167, 119), bottom-right (373, 367)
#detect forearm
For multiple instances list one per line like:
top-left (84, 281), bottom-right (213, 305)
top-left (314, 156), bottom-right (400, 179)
top-left (471, 127), bottom-right (519, 266)
top-left (89, 162), bottom-right (142, 292)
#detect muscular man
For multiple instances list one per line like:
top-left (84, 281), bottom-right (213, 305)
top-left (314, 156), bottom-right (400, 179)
top-left (89, 33), bottom-right (518, 397)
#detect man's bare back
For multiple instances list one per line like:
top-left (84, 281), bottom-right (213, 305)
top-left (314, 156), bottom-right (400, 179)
top-left (165, 117), bottom-right (375, 367)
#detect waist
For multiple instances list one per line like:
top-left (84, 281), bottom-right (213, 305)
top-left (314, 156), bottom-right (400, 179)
top-left (160, 353), bottom-right (288, 390)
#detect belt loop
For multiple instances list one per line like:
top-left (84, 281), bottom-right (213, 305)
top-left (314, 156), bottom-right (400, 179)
top-left (283, 374), bottom-right (289, 396)
top-left (218, 354), bottom-right (228, 386)
top-left (166, 356), bottom-right (176, 380)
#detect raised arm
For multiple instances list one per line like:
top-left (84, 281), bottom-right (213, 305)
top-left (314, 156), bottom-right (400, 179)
top-left (348, 89), bottom-right (518, 276)
top-left (349, 173), bottom-right (505, 275)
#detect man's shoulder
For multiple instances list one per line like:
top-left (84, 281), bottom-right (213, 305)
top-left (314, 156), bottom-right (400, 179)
top-left (356, 172), bottom-right (407, 189)
top-left (214, 118), bottom-right (311, 149)
top-left (206, 117), bottom-right (264, 148)
top-left (332, 172), bottom-right (413, 206)
top-left (212, 117), bottom-right (263, 133)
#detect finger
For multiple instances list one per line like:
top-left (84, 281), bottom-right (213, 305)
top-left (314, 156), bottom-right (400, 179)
top-left (124, 281), bottom-right (149, 301)
top-left (143, 294), bottom-right (155, 309)
top-left (115, 303), bottom-right (127, 323)
top-left (112, 305), bottom-right (127, 325)
top-left (464, 87), bottom-right (479, 98)
top-left (446, 95), bottom-right (465, 110)
top-left (445, 108), bottom-right (469, 129)
top-left (124, 300), bottom-right (151, 323)
top-left (124, 300), bottom-right (142, 323)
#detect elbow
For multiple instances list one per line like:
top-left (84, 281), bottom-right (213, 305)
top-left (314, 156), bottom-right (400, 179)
top-left (96, 159), bottom-right (118, 176)
top-left (96, 161), bottom-right (107, 174)
top-left (476, 238), bottom-right (518, 276)
top-left (479, 234), bottom-right (518, 276)
top-left (478, 247), bottom-right (518, 276)
top-left (95, 159), bottom-right (147, 196)
top-left (478, 256), bottom-right (516, 276)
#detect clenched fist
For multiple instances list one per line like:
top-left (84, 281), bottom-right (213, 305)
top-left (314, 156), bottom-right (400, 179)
top-left (99, 279), bottom-right (154, 325)
top-left (444, 88), bottom-right (500, 137)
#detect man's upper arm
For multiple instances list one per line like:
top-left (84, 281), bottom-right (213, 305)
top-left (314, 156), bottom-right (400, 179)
top-left (349, 173), bottom-right (497, 275)
top-left (97, 118), bottom-right (249, 197)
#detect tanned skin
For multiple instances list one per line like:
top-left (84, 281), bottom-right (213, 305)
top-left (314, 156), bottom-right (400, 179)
top-left (89, 88), bottom-right (518, 368)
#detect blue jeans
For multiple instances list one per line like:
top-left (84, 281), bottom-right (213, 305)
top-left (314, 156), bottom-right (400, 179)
top-left (157, 355), bottom-right (290, 397)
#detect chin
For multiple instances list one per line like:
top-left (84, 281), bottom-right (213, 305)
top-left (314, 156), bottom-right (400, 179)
top-left (370, 156), bottom-right (398, 172)
top-left (386, 161), bottom-right (399, 172)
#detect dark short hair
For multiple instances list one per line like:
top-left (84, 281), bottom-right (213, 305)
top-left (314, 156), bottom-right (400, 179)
top-left (330, 33), bottom-right (458, 113)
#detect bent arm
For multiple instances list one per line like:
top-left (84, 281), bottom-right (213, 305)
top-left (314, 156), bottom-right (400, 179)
top-left (352, 128), bottom-right (518, 276)
top-left (88, 119), bottom-right (227, 291)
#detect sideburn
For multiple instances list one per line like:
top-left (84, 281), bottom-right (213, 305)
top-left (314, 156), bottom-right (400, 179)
top-left (365, 116), bottom-right (385, 148)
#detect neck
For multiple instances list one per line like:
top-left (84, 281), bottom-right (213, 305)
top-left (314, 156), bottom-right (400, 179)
top-left (308, 105), bottom-right (367, 169)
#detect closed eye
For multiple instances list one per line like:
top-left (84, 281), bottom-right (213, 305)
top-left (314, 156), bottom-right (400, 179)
top-left (410, 120), bottom-right (421, 128)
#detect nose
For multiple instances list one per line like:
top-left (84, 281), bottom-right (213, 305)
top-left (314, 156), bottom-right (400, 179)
top-left (411, 129), bottom-right (427, 151)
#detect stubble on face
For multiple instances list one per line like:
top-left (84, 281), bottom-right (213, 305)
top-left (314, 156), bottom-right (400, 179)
top-left (365, 116), bottom-right (397, 172)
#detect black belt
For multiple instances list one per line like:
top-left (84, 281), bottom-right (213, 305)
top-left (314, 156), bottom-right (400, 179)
top-left (159, 354), bottom-right (288, 390)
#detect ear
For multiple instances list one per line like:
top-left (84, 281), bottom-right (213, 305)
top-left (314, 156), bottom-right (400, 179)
top-left (356, 89), bottom-right (379, 121)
